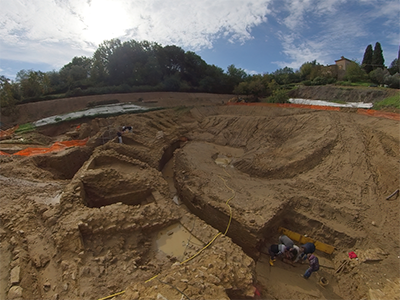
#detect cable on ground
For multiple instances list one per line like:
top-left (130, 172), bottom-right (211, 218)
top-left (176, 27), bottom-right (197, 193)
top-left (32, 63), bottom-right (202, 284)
top-left (98, 168), bottom-right (236, 300)
top-left (180, 172), bottom-right (235, 264)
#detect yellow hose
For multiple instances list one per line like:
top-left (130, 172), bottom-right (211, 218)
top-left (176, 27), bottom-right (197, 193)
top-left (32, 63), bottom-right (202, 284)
top-left (97, 290), bottom-right (125, 300)
top-left (180, 173), bottom-right (235, 264)
top-left (98, 170), bottom-right (236, 299)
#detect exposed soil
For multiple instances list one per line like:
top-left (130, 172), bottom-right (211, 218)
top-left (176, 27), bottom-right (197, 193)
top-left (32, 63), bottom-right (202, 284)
top-left (289, 85), bottom-right (398, 104)
top-left (0, 90), bottom-right (399, 300)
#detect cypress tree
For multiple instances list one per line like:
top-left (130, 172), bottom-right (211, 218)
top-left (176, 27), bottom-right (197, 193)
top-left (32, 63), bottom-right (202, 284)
top-left (361, 44), bottom-right (373, 73)
top-left (372, 42), bottom-right (385, 69)
top-left (397, 46), bottom-right (400, 61)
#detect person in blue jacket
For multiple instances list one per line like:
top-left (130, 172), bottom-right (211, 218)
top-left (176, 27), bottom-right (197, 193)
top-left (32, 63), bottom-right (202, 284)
top-left (296, 242), bottom-right (316, 262)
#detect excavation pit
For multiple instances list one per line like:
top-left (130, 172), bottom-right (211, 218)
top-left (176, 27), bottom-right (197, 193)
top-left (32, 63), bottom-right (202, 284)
top-left (1, 101), bottom-right (399, 300)
top-left (81, 153), bottom-right (159, 208)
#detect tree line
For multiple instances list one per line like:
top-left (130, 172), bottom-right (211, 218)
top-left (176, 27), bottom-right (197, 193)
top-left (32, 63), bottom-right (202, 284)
top-left (1, 39), bottom-right (399, 115)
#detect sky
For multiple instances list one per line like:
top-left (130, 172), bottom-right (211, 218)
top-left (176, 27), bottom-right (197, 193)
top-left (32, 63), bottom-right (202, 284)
top-left (0, 0), bottom-right (399, 80)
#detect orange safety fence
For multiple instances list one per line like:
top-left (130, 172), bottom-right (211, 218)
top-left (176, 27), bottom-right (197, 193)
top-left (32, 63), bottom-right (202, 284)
top-left (227, 102), bottom-right (341, 111)
top-left (1, 138), bottom-right (89, 157)
top-left (227, 102), bottom-right (400, 120)
top-left (356, 109), bottom-right (400, 121)
top-left (0, 151), bottom-right (11, 156)
top-left (0, 125), bottom-right (19, 140)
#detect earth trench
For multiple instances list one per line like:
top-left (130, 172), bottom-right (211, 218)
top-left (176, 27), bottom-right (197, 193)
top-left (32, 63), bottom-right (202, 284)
top-left (0, 103), bottom-right (399, 300)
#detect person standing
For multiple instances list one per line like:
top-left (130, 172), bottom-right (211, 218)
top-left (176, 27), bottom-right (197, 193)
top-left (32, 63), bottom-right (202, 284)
top-left (302, 253), bottom-right (319, 279)
top-left (117, 131), bottom-right (122, 143)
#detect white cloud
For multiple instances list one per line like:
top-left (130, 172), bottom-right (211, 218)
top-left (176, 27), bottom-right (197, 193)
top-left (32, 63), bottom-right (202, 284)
top-left (271, 0), bottom-right (398, 70)
top-left (277, 0), bottom-right (347, 31)
top-left (0, 0), bottom-right (273, 69)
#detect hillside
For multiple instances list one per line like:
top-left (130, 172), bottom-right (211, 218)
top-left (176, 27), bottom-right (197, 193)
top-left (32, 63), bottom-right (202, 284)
top-left (289, 85), bottom-right (397, 104)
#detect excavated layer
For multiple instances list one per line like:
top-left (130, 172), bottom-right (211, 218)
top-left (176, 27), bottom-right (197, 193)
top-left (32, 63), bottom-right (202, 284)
top-left (81, 152), bottom-right (157, 207)
top-left (1, 103), bottom-right (399, 300)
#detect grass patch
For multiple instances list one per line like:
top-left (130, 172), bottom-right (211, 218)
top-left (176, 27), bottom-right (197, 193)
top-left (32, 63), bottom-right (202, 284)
top-left (373, 93), bottom-right (400, 110)
top-left (335, 81), bottom-right (371, 87)
top-left (15, 123), bottom-right (35, 134)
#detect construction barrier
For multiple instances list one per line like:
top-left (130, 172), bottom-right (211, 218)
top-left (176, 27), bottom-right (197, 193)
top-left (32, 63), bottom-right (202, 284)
top-left (227, 102), bottom-right (400, 121)
top-left (356, 109), bottom-right (400, 121)
top-left (227, 102), bottom-right (341, 111)
top-left (0, 125), bottom-right (19, 140)
top-left (1, 138), bottom-right (89, 157)
top-left (278, 227), bottom-right (335, 254)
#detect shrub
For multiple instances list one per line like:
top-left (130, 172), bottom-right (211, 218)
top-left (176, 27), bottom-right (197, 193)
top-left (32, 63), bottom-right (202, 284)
top-left (267, 89), bottom-right (289, 103)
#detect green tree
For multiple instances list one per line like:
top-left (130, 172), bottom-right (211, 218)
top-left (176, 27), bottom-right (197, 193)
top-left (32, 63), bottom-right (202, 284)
top-left (226, 64), bottom-right (248, 89)
top-left (182, 51), bottom-right (207, 88)
top-left (108, 40), bottom-right (146, 85)
top-left (388, 47), bottom-right (400, 75)
top-left (157, 45), bottom-right (186, 78)
top-left (60, 56), bottom-right (92, 89)
top-left (361, 44), bottom-right (373, 73)
top-left (369, 68), bottom-right (390, 84)
top-left (271, 67), bottom-right (299, 84)
top-left (385, 73), bottom-right (400, 88)
top-left (16, 70), bottom-right (51, 98)
top-left (91, 39), bottom-right (122, 84)
top-left (0, 76), bottom-right (18, 116)
top-left (268, 89), bottom-right (289, 103)
top-left (233, 74), bottom-right (276, 98)
top-left (344, 62), bottom-right (367, 82)
top-left (372, 42), bottom-right (385, 69)
top-left (299, 60), bottom-right (318, 80)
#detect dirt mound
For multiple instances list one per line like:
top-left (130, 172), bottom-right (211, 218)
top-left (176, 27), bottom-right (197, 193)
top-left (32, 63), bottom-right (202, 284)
top-left (0, 95), bottom-right (399, 300)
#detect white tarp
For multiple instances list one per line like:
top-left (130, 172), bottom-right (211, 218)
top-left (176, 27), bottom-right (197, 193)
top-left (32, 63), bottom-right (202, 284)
top-left (289, 98), bottom-right (373, 109)
top-left (33, 103), bottom-right (152, 127)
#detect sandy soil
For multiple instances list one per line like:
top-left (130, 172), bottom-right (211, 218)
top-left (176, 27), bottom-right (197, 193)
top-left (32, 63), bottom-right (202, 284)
top-left (0, 92), bottom-right (399, 300)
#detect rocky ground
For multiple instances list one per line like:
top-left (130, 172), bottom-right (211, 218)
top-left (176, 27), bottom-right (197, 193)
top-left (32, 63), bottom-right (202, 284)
top-left (0, 90), bottom-right (399, 300)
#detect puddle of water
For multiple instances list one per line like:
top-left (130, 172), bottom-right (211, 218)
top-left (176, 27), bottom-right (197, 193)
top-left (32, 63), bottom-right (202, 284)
top-left (154, 223), bottom-right (203, 262)
top-left (215, 156), bottom-right (231, 167)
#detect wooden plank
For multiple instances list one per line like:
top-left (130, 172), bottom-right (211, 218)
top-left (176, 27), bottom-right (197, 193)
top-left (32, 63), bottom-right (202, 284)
top-left (278, 227), bottom-right (335, 254)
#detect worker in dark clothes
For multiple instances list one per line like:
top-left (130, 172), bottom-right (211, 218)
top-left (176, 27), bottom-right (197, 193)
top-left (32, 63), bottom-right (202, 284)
top-left (268, 244), bottom-right (288, 266)
top-left (297, 242), bottom-right (316, 262)
top-left (122, 126), bottom-right (132, 133)
top-left (279, 235), bottom-right (294, 248)
top-left (302, 253), bottom-right (320, 279)
top-left (117, 131), bottom-right (122, 143)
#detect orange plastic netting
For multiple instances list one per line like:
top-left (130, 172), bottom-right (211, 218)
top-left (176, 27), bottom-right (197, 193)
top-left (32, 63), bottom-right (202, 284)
top-left (227, 102), bottom-right (341, 111)
top-left (356, 109), bottom-right (400, 121)
top-left (3, 138), bottom-right (89, 157)
top-left (0, 125), bottom-right (19, 140)
top-left (227, 102), bottom-right (400, 120)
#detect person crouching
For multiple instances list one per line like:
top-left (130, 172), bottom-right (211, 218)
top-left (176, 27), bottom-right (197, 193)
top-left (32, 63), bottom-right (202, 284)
top-left (302, 253), bottom-right (319, 279)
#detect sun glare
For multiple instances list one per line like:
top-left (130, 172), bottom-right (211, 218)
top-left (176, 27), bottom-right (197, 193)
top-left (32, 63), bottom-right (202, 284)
top-left (82, 0), bottom-right (130, 44)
